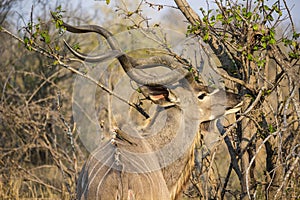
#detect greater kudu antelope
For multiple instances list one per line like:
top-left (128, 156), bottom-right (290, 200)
top-left (53, 14), bottom-right (243, 200)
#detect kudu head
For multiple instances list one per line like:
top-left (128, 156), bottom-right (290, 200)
top-left (54, 14), bottom-right (243, 200)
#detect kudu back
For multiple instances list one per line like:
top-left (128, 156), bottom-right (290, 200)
top-left (53, 15), bottom-right (242, 200)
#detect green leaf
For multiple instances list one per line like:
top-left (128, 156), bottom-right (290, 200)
top-left (56, 5), bottom-right (62, 11)
top-left (288, 52), bottom-right (300, 59)
top-left (242, 7), bottom-right (247, 14)
top-left (247, 54), bottom-right (254, 61)
top-left (293, 32), bottom-right (300, 39)
top-left (203, 32), bottom-right (209, 42)
top-left (199, 7), bottom-right (206, 15)
top-left (24, 36), bottom-right (29, 45)
top-left (53, 60), bottom-right (59, 65)
top-left (267, 14), bottom-right (274, 21)
top-left (253, 24), bottom-right (259, 31)
top-left (253, 13), bottom-right (261, 21)
top-left (23, 37), bottom-right (33, 51)
top-left (257, 59), bottom-right (266, 67)
top-left (245, 11), bottom-right (252, 19)
top-left (237, 45), bottom-right (243, 51)
top-left (216, 14), bottom-right (223, 20)
top-left (273, 4), bottom-right (282, 16)
top-left (291, 41), bottom-right (297, 48)
top-left (235, 14), bottom-right (242, 21)
top-left (269, 124), bottom-right (276, 133)
top-left (227, 16), bottom-right (234, 23)
top-left (283, 38), bottom-right (291, 46)
top-left (263, 5), bottom-right (270, 11)
top-left (40, 31), bottom-right (51, 44)
top-left (269, 38), bottom-right (276, 44)
top-left (269, 29), bottom-right (275, 37)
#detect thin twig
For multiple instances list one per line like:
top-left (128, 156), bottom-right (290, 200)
top-left (282, 0), bottom-right (295, 33)
top-left (245, 131), bottom-right (279, 199)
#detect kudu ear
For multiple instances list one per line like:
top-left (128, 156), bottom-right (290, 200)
top-left (139, 86), bottom-right (179, 107)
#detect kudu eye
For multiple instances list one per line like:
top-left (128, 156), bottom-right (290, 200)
top-left (197, 92), bottom-right (207, 100)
